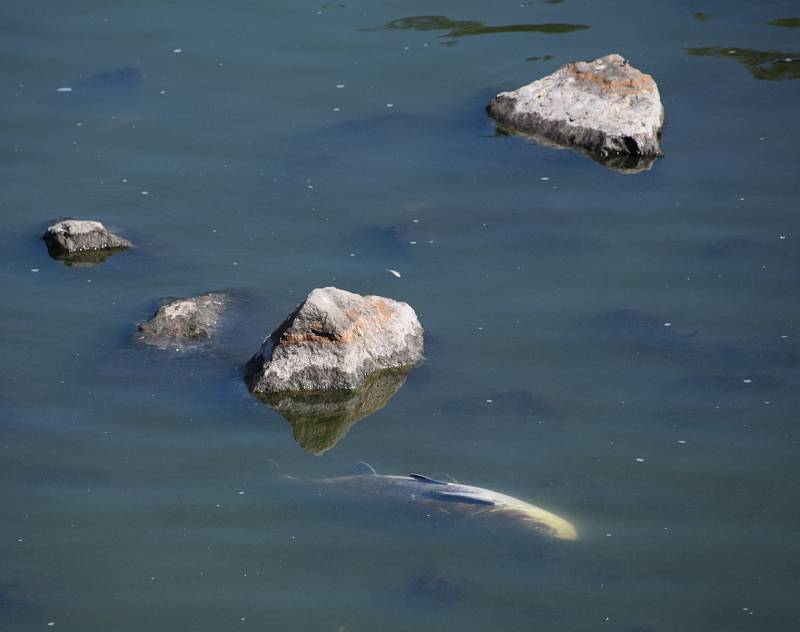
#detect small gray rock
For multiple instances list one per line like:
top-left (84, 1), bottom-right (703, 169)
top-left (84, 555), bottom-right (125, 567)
top-left (245, 287), bottom-right (424, 393)
top-left (43, 219), bottom-right (132, 255)
top-left (488, 54), bottom-right (665, 167)
top-left (138, 293), bottom-right (226, 343)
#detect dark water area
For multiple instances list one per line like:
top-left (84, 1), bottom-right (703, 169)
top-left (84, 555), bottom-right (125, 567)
top-left (2, 0), bottom-right (799, 630)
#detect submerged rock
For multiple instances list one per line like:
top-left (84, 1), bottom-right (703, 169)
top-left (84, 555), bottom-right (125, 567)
top-left (43, 219), bottom-right (131, 265)
top-left (245, 287), bottom-right (424, 393)
top-left (407, 571), bottom-right (466, 604)
top-left (488, 54), bottom-right (665, 171)
top-left (258, 367), bottom-right (409, 454)
top-left (138, 293), bottom-right (226, 344)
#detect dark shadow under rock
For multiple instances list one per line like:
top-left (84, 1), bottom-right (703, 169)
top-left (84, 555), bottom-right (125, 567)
top-left (256, 367), bottom-right (410, 454)
top-left (493, 125), bottom-right (659, 174)
top-left (45, 245), bottom-right (129, 267)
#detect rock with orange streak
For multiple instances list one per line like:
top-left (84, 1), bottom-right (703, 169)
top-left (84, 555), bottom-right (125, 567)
top-left (245, 287), bottom-right (424, 392)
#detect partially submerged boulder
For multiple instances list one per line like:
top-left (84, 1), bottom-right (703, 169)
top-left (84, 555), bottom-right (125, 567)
top-left (43, 219), bottom-right (131, 265)
top-left (488, 54), bottom-right (665, 171)
top-left (138, 293), bottom-right (226, 345)
top-left (245, 287), bottom-right (424, 393)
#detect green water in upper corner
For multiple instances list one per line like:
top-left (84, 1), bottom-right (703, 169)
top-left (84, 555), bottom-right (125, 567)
top-left (1, 0), bottom-right (799, 630)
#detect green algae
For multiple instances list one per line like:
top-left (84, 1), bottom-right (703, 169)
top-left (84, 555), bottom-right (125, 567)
top-left (768, 18), bottom-right (800, 28)
top-left (361, 15), bottom-right (589, 38)
top-left (686, 46), bottom-right (800, 80)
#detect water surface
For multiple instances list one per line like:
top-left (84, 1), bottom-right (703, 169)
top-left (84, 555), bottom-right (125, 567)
top-left (2, 1), bottom-right (799, 631)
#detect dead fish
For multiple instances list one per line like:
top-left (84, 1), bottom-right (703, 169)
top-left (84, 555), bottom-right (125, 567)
top-left (286, 463), bottom-right (578, 540)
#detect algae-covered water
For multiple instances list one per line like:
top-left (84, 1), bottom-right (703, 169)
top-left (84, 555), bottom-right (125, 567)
top-left (2, 1), bottom-right (799, 630)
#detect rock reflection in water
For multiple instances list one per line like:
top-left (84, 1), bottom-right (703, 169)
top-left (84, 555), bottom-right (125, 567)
top-left (493, 126), bottom-right (659, 175)
top-left (686, 47), bottom-right (800, 81)
top-left (257, 367), bottom-right (410, 454)
top-left (45, 245), bottom-right (129, 267)
top-left (361, 15), bottom-right (589, 39)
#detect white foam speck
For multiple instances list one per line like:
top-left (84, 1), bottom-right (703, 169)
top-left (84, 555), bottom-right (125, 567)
top-left (540, 177), bottom-right (549, 181)
top-left (141, 191), bottom-right (149, 195)
top-left (385, 269), bottom-right (401, 278)
top-left (57, 87), bottom-right (72, 93)
top-left (742, 379), bottom-right (752, 384)
top-left (31, 268), bottom-right (39, 273)
top-left (173, 48), bottom-right (183, 53)
top-left (635, 457), bottom-right (645, 463)
top-left (336, 84), bottom-right (345, 89)
top-left (386, 103), bottom-right (394, 108)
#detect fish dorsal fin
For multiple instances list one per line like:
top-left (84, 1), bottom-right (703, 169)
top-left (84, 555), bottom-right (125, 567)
top-left (350, 461), bottom-right (377, 476)
top-left (409, 473), bottom-right (450, 485)
top-left (431, 473), bottom-right (459, 484)
top-left (423, 490), bottom-right (498, 506)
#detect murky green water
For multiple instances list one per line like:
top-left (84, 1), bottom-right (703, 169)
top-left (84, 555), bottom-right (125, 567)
top-left (2, 1), bottom-right (799, 630)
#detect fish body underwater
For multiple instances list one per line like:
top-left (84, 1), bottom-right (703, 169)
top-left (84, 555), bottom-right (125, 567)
top-left (287, 464), bottom-right (578, 541)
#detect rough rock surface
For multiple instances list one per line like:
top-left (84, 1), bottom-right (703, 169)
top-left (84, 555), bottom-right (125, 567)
top-left (245, 287), bottom-right (424, 393)
top-left (488, 54), bottom-right (665, 162)
top-left (43, 219), bottom-right (132, 255)
top-left (138, 294), bottom-right (226, 343)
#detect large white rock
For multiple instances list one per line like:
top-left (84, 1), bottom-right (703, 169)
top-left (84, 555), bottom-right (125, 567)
top-left (245, 287), bottom-right (424, 393)
top-left (488, 54), bottom-right (665, 163)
